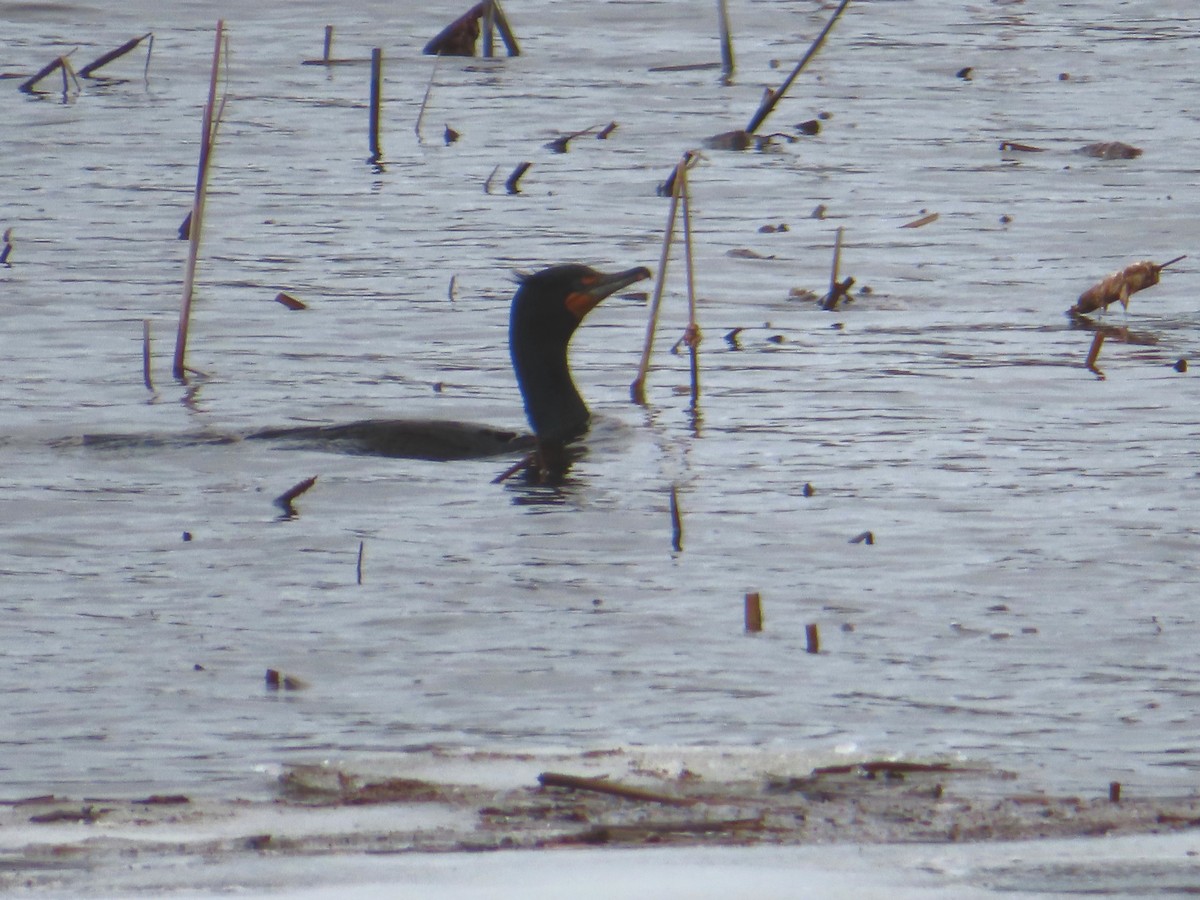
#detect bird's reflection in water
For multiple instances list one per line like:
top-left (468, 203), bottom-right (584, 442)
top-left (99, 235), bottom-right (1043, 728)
top-left (1066, 314), bottom-right (1159, 347)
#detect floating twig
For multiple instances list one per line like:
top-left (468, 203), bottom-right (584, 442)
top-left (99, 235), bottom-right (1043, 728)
top-left (274, 292), bottom-right (306, 310)
top-left (999, 140), bottom-right (1045, 153)
top-left (505, 161), bottom-right (532, 194)
top-left (900, 211), bottom-right (938, 229)
top-left (78, 33), bottom-right (153, 79)
top-left (537, 772), bottom-right (695, 807)
top-left (173, 22), bottom-right (227, 383)
top-left (745, 0), bottom-right (851, 134)
top-left (1069, 256), bottom-right (1185, 317)
top-left (745, 591), bottom-right (764, 633)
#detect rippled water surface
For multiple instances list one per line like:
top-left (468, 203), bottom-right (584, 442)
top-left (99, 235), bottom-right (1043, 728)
top-left (3, 0), bottom-right (1200, 801)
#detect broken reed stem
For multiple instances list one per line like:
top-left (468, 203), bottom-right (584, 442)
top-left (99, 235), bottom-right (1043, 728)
top-left (77, 32), bottom-right (153, 78)
top-left (631, 154), bottom-right (687, 405)
top-left (415, 52), bottom-right (442, 141)
top-left (368, 48), bottom-right (383, 163)
top-left (745, 0), bottom-right (851, 134)
top-left (669, 484), bottom-right (683, 552)
top-left (505, 161), bottom-right (531, 194)
top-left (356, 540), bottom-right (364, 584)
top-left (679, 163), bottom-right (701, 410)
top-left (323, 25), bottom-right (333, 62)
top-left (173, 21), bottom-right (225, 383)
top-left (716, 0), bottom-right (735, 78)
top-left (142, 320), bottom-right (153, 391)
top-left (744, 591), bottom-right (763, 633)
top-left (805, 623), bottom-right (820, 654)
top-left (491, 0), bottom-right (521, 56)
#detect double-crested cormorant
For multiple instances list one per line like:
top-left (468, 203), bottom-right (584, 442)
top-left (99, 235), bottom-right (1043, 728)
top-left (251, 263), bottom-right (651, 479)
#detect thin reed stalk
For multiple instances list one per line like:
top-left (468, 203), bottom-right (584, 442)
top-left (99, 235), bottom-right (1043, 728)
top-left (716, 0), bottom-right (734, 79)
top-left (173, 21), bottom-right (226, 383)
top-left (745, 0), bottom-right (850, 134)
top-left (368, 48), bottom-right (383, 163)
top-left (631, 154), bottom-right (687, 405)
top-left (415, 52), bottom-right (442, 141)
top-left (679, 163), bottom-right (701, 410)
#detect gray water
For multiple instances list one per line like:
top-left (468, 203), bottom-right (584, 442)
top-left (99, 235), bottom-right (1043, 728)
top-left (3, 0), bottom-right (1200, 802)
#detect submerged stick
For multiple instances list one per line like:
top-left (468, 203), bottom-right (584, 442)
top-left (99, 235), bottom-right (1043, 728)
top-left (78, 32), bottom-right (153, 78)
top-left (745, 0), bottom-right (851, 134)
top-left (368, 48), bottom-right (383, 164)
top-left (323, 25), bottom-right (333, 62)
top-left (173, 21), bottom-right (225, 383)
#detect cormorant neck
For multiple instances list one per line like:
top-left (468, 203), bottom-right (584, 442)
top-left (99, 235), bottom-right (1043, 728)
top-left (511, 329), bottom-right (589, 444)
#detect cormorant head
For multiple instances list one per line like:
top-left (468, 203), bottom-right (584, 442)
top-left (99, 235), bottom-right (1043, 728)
top-left (509, 264), bottom-right (651, 448)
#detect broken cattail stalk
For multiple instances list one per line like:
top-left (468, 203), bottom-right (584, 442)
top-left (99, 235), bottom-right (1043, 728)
top-left (173, 21), bottom-right (226, 383)
top-left (275, 475), bottom-right (317, 516)
top-left (1085, 331), bottom-right (1105, 377)
top-left (142, 320), bottom-right (153, 391)
top-left (633, 152), bottom-right (691, 404)
top-left (356, 540), bottom-right (365, 585)
top-left (505, 161), bottom-right (531, 194)
top-left (805, 623), bottom-right (820, 654)
top-left (368, 48), bottom-right (383, 164)
top-left (19, 55), bottom-right (78, 94)
top-left (669, 484), bottom-right (683, 552)
top-left (744, 0), bottom-right (851, 134)
top-left (716, 0), bottom-right (735, 79)
top-left (745, 591), bottom-right (764, 633)
top-left (820, 227), bottom-right (855, 310)
top-left (1069, 256), bottom-right (1185, 316)
top-left (323, 25), bottom-right (333, 62)
top-left (78, 32), bottom-right (153, 79)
